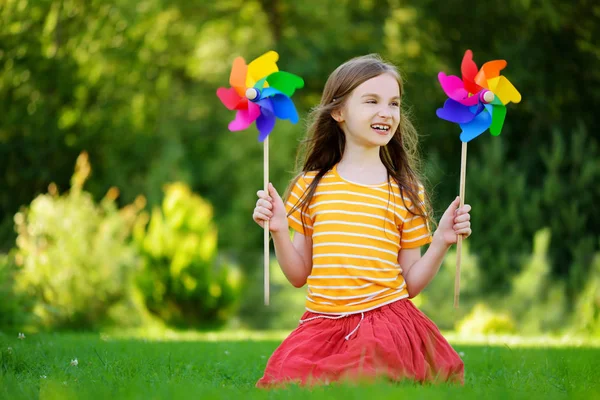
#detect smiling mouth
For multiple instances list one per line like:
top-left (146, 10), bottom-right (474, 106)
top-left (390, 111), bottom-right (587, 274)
top-left (371, 124), bottom-right (391, 134)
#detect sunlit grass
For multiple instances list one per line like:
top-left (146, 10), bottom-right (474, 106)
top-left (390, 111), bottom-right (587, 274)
top-left (103, 326), bottom-right (600, 347)
top-left (1, 330), bottom-right (599, 399)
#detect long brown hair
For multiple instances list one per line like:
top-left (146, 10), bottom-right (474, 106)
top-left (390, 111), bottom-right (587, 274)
top-left (285, 54), bottom-right (433, 232)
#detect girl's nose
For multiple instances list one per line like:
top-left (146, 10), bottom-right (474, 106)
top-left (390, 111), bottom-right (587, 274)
top-left (378, 108), bottom-right (392, 118)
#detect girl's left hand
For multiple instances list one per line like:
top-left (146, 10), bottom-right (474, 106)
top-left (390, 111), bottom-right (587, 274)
top-left (434, 196), bottom-right (472, 247)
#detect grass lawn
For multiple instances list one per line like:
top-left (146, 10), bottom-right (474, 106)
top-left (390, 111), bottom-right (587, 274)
top-left (1, 330), bottom-right (598, 399)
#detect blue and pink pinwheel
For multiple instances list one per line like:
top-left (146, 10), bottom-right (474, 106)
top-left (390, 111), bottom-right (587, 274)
top-left (216, 51), bottom-right (304, 142)
top-left (436, 49), bottom-right (522, 142)
top-left (436, 49), bottom-right (521, 308)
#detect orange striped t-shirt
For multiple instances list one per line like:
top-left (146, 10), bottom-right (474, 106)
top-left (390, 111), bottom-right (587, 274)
top-left (285, 164), bottom-right (433, 315)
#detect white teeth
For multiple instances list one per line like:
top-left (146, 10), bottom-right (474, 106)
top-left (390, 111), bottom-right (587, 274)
top-left (371, 124), bottom-right (390, 131)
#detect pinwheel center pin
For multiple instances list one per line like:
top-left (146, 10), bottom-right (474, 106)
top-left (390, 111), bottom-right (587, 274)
top-left (246, 87), bottom-right (260, 101)
top-left (481, 90), bottom-right (495, 104)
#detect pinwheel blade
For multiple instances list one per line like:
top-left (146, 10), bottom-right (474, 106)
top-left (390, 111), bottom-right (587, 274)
top-left (254, 77), bottom-right (267, 90)
top-left (474, 60), bottom-right (507, 89)
top-left (228, 101), bottom-right (261, 131)
top-left (271, 94), bottom-right (299, 123)
top-left (438, 72), bottom-right (480, 106)
top-left (487, 76), bottom-right (522, 105)
top-left (461, 50), bottom-right (482, 95)
top-left (436, 98), bottom-right (477, 124)
top-left (256, 106), bottom-right (276, 142)
top-left (230, 57), bottom-right (248, 97)
top-left (264, 71), bottom-right (305, 97)
top-left (459, 109), bottom-right (492, 142)
top-left (247, 51), bottom-right (279, 88)
top-left (217, 87), bottom-right (246, 110)
top-left (488, 98), bottom-right (507, 136)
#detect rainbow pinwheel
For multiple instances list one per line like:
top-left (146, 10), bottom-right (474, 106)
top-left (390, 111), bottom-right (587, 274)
top-left (217, 51), bottom-right (304, 142)
top-left (435, 49), bottom-right (521, 309)
top-left (436, 50), bottom-right (521, 142)
top-left (216, 51), bottom-right (304, 307)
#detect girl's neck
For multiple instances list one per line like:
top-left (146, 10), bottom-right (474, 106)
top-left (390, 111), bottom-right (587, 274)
top-left (337, 144), bottom-right (387, 185)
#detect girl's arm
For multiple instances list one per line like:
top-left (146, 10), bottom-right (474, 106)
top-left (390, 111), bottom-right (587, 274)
top-left (272, 231), bottom-right (312, 288)
top-left (400, 196), bottom-right (472, 298)
top-left (253, 182), bottom-right (313, 288)
top-left (400, 237), bottom-right (450, 298)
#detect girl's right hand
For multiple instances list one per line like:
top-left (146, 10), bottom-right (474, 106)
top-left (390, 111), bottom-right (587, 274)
top-left (253, 182), bottom-right (288, 233)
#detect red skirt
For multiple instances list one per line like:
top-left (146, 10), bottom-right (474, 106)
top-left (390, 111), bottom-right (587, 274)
top-left (256, 299), bottom-right (464, 388)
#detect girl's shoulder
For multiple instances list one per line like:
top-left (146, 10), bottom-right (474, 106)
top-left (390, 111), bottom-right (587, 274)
top-left (288, 171), bottom-right (318, 192)
top-left (295, 170), bottom-right (321, 184)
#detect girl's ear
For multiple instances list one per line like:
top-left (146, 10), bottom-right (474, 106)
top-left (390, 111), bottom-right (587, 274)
top-left (331, 109), bottom-right (344, 123)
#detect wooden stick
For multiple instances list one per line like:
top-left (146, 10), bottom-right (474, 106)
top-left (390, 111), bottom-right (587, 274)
top-left (264, 136), bottom-right (270, 306)
top-left (454, 141), bottom-right (467, 309)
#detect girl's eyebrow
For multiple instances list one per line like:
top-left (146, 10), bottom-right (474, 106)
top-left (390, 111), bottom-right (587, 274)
top-left (361, 93), bottom-right (401, 100)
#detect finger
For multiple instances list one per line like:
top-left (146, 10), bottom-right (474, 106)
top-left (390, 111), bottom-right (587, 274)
top-left (457, 228), bottom-right (472, 237)
top-left (454, 213), bottom-right (471, 223)
top-left (257, 199), bottom-right (273, 210)
top-left (256, 190), bottom-right (273, 202)
top-left (254, 218), bottom-right (265, 229)
top-left (447, 196), bottom-right (461, 216)
top-left (253, 210), bottom-right (271, 222)
top-left (454, 222), bottom-right (470, 231)
top-left (457, 204), bottom-right (471, 215)
top-left (268, 182), bottom-right (281, 201)
top-left (256, 206), bottom-right (273, 217)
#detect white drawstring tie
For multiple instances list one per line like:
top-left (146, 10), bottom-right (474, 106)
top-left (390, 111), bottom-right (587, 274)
top-left (299, 312), bottom-right (365, 341)
top-left (344, 312), bottom-right (364, 340)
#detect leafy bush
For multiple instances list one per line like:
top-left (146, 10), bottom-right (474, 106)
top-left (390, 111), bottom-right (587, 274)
top-left (572, 251), bottom-right (600, 336)
top-left (12, 152), bottom-right (146, 330)
top-left (417, 240), bottom-right (482, 330)
top-left (451, 228), bottom-right (569, 335)
top-left (456, 303), bottom-right (516, 335)
top-left (134, 182), bottom-right (242, 327)
top-left (238, 257), bottom-right (307, 330)
top-left (502, 228), bottom-right (568, 334)
top-left (0, 251), bottom-right (29, 329)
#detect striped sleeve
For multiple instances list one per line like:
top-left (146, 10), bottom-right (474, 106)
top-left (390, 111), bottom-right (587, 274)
top-left (285, 174), bottom-right (313, 236)
top-left (400, 185), bottom-right (432, 248)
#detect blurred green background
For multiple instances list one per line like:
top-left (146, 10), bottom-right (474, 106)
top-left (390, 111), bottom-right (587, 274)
top-left (0, 0), bottom-right (598, 337)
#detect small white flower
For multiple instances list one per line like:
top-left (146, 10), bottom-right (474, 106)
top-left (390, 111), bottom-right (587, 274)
top-left (459, 351), bottom-right (465, 357)
top-left (224, 350), bottom-right (230, 355)
top-left (40, 375), bottom-right (47, 379)
top-left (18, 333), bottom-right (25, 340)
top-left (7, 347), bottom-right (13, 354)
top-left (70, 358), bottom-right (78, 366)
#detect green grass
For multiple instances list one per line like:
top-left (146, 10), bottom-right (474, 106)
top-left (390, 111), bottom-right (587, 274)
top-left (1, 330), bottom-right (599, 399)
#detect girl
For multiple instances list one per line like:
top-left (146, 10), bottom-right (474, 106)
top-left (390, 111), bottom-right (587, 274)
top-left (252, 54), bottom-right (471, 387)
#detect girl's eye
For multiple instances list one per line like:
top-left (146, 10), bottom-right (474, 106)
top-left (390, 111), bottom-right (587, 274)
top-left (391, 102), bottom-right (400, 107)
top-left (366, 100), bottom-right (376, 104)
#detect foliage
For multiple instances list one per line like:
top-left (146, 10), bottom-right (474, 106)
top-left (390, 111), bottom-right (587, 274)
top-left (0, 252), bottom-right (28, 329)
top-left (11, 152), bottom-right (146, 330)
top-left (456, 304), bottom-right (516, 335)
top-left (416, 240), bottom-right (482, 330)
top-left (572, 252), bottom-right (600, 336)
top-left (134, 182), bottom-right (242, 327)
top-left (420, 229), bottom-right (569, 335)
top-left (239, 257), bottom-right (306, 330)
top-left (0, 0), bottom-right (598, 333)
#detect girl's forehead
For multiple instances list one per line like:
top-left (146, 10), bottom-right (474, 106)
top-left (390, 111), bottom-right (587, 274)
top-left (353, 73), bottom-right (400, 97)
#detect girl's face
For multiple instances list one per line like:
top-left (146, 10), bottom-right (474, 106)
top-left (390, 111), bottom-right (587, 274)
top-left (333, 73), bottom-right (400, 149)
